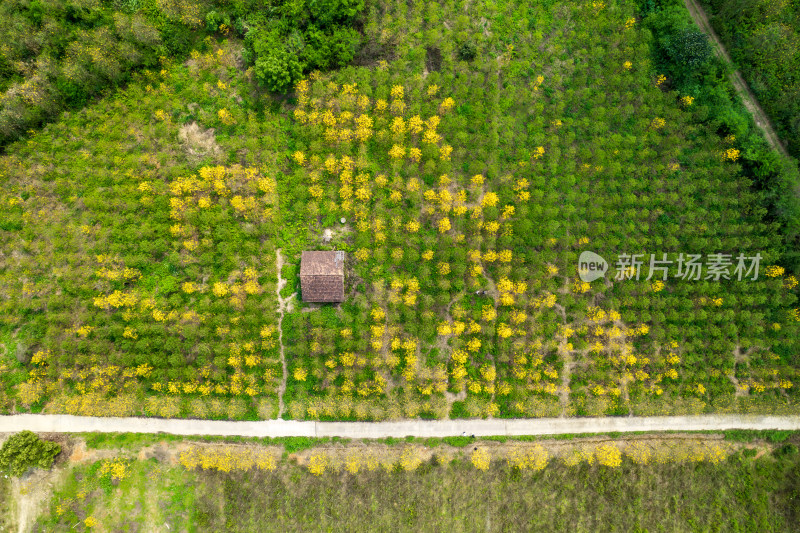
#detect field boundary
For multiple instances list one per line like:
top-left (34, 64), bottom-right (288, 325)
top-left (0, 414), bottom-right (799, 438)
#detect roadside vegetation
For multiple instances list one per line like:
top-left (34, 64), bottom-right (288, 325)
top-left (15, 431), bottom-right (799, 532)
top-left (0, 430), bottom-right (61, 476)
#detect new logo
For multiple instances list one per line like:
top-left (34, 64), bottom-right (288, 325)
top-left (578, 251), bottom-right (608, 282)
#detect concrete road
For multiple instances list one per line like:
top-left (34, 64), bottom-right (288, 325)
top-left (1, 414), bottom-right (799, 438)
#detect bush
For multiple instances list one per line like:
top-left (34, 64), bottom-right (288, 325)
top-left (302, 0), bottom-right (365, 28)
top-left (645, 5), bottom-right (712, 88)
top-left (774, 443), bottom-right (799, 458)
top-left (0, 431), bottom-right (61, 477)
top-left (247, 28), bottom-right (303, 93)
top-left (302, 25), bottom-right (361, 70)
top-left (241, 0), bottom-right (365, 93)
top-left (457, 41), bottom-right (477, 61)
top-left (665, 29), bottom-right (712, 70)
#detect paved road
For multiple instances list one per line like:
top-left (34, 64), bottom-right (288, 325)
top-left (1, 414), bottom-right (799, 438)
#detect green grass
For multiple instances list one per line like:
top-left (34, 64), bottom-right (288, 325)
top-left (78, 431), bottom-right (340, 453)
top-left (33, 458), bottom-right (198, 532)
top-left (0, 475), bottom-right (12, 532)
top-left (722, 429), bottom-right (797, 443)
top-left (80, 432), bottom-right (186, 450)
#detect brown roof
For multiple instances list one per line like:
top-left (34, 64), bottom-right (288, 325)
top-left (300, 251), bottom-right (345, 302)
top-left (300, 251), bottom-right (345, 276)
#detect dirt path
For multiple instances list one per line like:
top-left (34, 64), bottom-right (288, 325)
top-left (683, 0), bottom-right (791, 159)
top-left (275, 248), bottom-right (295, 419)
top-left (11, 469), bottom-right (63, 533)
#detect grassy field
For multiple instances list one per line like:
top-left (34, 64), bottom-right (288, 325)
top-left (24, 433), bottom-right (800, 532)
top-left (31, 457), bottom-right (197, 532)
top-left (0, 0), bottom-right (798, 421)
top-left (192, 455), bottom-right (800, 532)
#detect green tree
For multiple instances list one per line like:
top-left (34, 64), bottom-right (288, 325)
top-left (0, 431), bottom-right (61, 477)
top-left (665, 29), bottom-right (712, 70)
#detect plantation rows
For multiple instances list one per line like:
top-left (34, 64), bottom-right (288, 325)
top-left (0, 0), bottom-right (797, 420)
top-left (280, 0), bottom-right (799, 419)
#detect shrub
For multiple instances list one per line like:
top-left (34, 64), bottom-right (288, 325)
top-left (457, 41), bottom-right (477, 61)
top-left (645, 5), bottom-right (712, 87)
top-left (302, 25), bottom-right (361, 70)
top-left (665, 29), bottom-right (711, 71)
top-left (0, 431), bottom-right (61, 477)
top-left (302, 0), bottom-right (365, 28)
top-left (248, 30), bottom-right (303, 93)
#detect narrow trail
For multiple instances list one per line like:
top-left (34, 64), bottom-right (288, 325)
top-left (683, 0), bottom-right (791, 159)
top-left (275, 248), bottom-right (294, 419)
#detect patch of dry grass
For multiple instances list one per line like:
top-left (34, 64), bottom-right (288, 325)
top-left (178, 120), bottom-right (223, 161)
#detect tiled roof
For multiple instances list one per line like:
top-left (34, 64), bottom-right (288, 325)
top-left (299, 251), bottom-right (345, 276)
top-left (300, 251), bottom-right (345, 302)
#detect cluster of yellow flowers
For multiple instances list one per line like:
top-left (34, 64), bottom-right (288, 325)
top-left (98, 458), bottom-right (130, 482)
top-left (93, 289), bottom-right (138, 309)
top-left (180, 446), bottom-right (277, 473)
top-left (764, 265), bottom-right (785, 277)
top-left (723, 147), bottom-right (740, 161)
top-left (470, 448), bottom-right (491, 470)
top-left (217, 108), bottom-right (235, 125)
top-left (507, 445), bottom-right (549, 471)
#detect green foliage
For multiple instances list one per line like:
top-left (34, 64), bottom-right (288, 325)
top-left (441, 436), bottom-right (474, 447)
top-left (0, 430), bottom-right (61, 477)
top-left (665, 29), bottom-right (711, 70)
top-left (239, 0), bottom-right (365, 93)
top-left (82, 432), bottom-right (183, 449)
top-left (701, 0), bottom-right (800, 158)
top-left (0, 0), bottom-right (218, 149)
top-left (644, 4), bottom-right (712, 87)
top-left (300, 0), bottom-right (365, 28)
top-left (774, 443), bottom-right (798, 458)
top-left (724, 430), bottom-right (797, 443)
top-left (641, 0), bottom-right (800, 274)
top-left (457, 41), bottom-right (477, 61)
top-left (278, 436), bottom-right (317, 453)
top-left (302, 25), bottom-right (361, 70)
top-left (252, 36), bottom-right (304, 93)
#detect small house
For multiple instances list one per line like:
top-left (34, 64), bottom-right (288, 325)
top-left (299, 250), bottom-right (345, 303)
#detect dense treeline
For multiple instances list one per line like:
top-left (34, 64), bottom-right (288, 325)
top-left (0, 0), bottom-right (210, 149)
top-left (700, 0), bottom-right (800, 159)
top-left (0, 0), bottom-right (367, 149)
top-left (208, 0), bottom-right (366, 92)
top-left (638, 0), bottom-right (800, 274)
